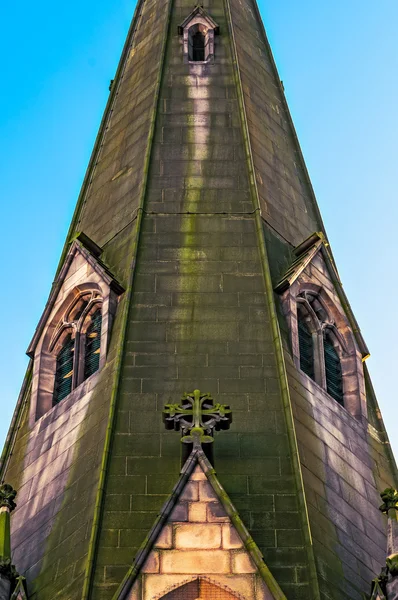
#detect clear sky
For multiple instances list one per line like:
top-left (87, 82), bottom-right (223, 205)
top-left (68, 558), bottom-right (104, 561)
top-left (0, 0), bottom-right (397, 457)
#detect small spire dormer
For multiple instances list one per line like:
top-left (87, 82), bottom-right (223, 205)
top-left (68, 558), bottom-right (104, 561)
top-left (178, 6), bottom-right (219, 63)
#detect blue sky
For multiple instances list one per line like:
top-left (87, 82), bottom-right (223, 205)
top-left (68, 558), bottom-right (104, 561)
top-left (0, 0), bottom-right (397, 457)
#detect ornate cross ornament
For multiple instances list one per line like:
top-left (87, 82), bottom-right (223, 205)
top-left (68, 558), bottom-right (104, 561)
top-left (163, 389), bottom-right (232, 448)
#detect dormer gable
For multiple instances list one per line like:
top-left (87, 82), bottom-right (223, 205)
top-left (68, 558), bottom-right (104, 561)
top-left (115, 448), bottom-right (285, 600)
top-left (275, 232), bottom-right (369, 419)
top-left (178, 6), bottom-right (219, 63)
top-left (28, 232), bottom-right (124, 422)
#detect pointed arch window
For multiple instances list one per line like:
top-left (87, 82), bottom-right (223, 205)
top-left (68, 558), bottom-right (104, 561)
top-left (179, 8), bottom-right (219, 64)
top-left (50, 292), bottom-right (103, 406)
top-left (296, 291), bottom-right (346, 406)
top-left (189, 26), bottom-right (205, 61)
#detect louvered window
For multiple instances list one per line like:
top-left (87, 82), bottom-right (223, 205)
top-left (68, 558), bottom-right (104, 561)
top-left (84, 308), bottom-right (102, 379)
top-left (53, 333), bottom-right (74, 405)
top-left (191, 30), bottom-right (205, 61)
top-left (298, 316), bottom-right (315, 380)
top-left (324, 335), bottom-right (344, 405)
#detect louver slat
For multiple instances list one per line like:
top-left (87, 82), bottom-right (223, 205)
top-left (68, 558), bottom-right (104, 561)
top-left (324, 337), bottom-right (344, 405)
top-left (84, 308), bottom-right (102, 380)
top-left (298, 317), bottom-right (315, 380)
top-left (53, 333), bottom-right (74, 405)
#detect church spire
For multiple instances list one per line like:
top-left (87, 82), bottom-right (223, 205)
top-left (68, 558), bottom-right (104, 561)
top-left (1, 1), bottom-right (397, 599)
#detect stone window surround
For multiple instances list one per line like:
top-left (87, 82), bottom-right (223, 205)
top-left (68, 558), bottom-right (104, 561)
top-left (282, 282), bottom-right (367, 420)
top-left (179, 10), bottom-right (219, 64)
top-left (50, 291), bottom-right (103, 393)
top-left (30, 282), bottom-right (118, 424)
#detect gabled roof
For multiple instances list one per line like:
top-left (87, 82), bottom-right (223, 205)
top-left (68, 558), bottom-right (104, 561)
top-left (274, 232), bottom-right (323, 294)
top-left (275, 232), bottom-right (369, 358)
top-left (178, 6), bottom-right (219, 34)
top-left (113, 448), bottom-right (286, 600)
top-left (26, 232), bottom-right (124, 358)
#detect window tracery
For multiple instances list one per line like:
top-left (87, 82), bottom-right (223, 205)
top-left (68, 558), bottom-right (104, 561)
top-left (28, 234), bottom-right (124, 423)
top-left (296, 291), bottom-right (345, 405)
top-left (50, 292), bottom-right (103, 406)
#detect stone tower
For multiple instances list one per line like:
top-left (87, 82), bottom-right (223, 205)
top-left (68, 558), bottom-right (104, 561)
top-left (1, 1), bottom-right (397, 599)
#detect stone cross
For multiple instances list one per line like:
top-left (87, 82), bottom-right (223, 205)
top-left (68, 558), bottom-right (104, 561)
top-left (163, 389), bottom-right (232, 448)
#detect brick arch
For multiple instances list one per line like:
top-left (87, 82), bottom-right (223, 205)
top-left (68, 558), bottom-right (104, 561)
top-left (159, 578), bottom-right (245, 600)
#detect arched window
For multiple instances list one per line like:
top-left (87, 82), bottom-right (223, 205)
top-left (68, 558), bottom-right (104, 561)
top-left (51, 292), bottom-right (103, 406)
top-left (179, 8), bottom-right (219, 64)
top-left (324, 331), bottom-right (344, 405)
top-left (53, 332), bottom-right (74, 405)
top-left (298, 313), bottom-right (315, 380)
top-left (84, 307), bottom-right (102, 379)
top-left (190, 27), bottom-right (205, 61)
top-left (296, 291), bottom-right (347, 407)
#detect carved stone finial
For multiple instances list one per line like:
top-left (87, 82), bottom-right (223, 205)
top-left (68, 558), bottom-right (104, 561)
top-left (163, 389), bottom-right (232, 449)
top-left (0, 484), bottom-right (17, 513)
top-left (380, 488), bottom-right (398, 515)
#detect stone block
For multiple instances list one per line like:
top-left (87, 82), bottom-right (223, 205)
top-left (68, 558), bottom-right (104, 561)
top-left (199, 481), bottom-right (217, 501)
top-left (180, 482), bottom-right (199, 501)
top-left (188, 502), bottom-right (207, 523)
top-left (169, 503), bottom-right (188, 522)
top-left (160, 549), bottom-right (230, 574)
top-left (232, 552), bottom-right (257, 573)
top-left (142, 551), bottom-right (160, 573)
top-left (190, 465), bottom-right (206, 481)
top-left (222, 524), bottom-right (244, 549)
top-left (154, 525), bottom-right (173, 549)
top-left (207, 502), bottom-right (229, 522)
top-left (175, 523), bottom-right (222, 549)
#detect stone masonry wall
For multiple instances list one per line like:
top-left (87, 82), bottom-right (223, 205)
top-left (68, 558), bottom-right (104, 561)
top-left (93, 0), bottom-right (312, 599)
top-left (3, 0), bottom-right (173, 598)
top-left (288, 359), bottom-right (395, 600)
top-left (229, 0), bottom-right (321, 246)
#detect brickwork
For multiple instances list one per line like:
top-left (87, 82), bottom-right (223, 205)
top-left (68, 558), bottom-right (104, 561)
top-left (127, 464), bottom-right (273, 600)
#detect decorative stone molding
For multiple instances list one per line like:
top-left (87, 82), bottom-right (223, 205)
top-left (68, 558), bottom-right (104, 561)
top-left (376, 488), bottom-right (398, 599)
top-left (0, 559), bottom-right (17, 581)
top-left (380, 489), bottom-right (398, 515)
top-left (163, 389), bottom-right (232, 448)
top-left (0, 485), bottom-right (16, 513)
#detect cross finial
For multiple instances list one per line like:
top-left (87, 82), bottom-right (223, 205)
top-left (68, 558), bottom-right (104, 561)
top-left (163, 389), bottom-right (232, 449)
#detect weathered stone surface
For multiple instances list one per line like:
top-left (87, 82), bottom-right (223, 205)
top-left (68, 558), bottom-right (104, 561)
top-left (174, 523), bottom-right (222, 549)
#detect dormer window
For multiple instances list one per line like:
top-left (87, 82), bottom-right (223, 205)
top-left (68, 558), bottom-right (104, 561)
top-left (190, 26), bottom-right (205, 61)
top-left (297, 291), bottom-right (346, 406)
top-left (50, 293), bottom-right (103, 407)
top-left (179, 6), bottom-right (219, 64)
top-left (275, 232), bottom-right (369, 419)
top-left (27, 233), bottom-right (124, 422)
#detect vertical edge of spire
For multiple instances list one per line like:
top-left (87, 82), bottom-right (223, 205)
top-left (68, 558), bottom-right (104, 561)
top-left (80, 1), bottom-right (176, 598)
top-left (222, 0), bottom-right (321, 597)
